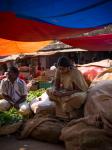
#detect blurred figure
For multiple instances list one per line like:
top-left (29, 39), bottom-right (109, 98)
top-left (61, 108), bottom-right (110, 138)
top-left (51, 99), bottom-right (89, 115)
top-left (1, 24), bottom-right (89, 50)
top-left (50, 63), bottom-right (57, 71)
top-left (50, 63), bottom-right (57, 83)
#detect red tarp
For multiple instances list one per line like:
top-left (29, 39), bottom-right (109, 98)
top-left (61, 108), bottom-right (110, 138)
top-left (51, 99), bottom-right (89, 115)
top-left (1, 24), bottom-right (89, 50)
top-left (61, 34), bottom-right (112, 51)
top-left (0, 13), bottom-right (95, 42)
top-left (0, 12), bottom-right (96, 55)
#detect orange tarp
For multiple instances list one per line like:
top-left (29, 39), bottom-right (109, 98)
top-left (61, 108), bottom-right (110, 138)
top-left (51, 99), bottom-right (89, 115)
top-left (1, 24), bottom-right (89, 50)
top-left (0, 13), bottom-right (95, 55)
top-left (0, 39), bottom-right (52, 55)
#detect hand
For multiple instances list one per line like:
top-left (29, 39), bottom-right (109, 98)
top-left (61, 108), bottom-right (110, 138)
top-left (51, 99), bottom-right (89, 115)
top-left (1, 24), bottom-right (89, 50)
top-left (13, 103), bottom-right (19, 109)
top-left (53, 90), bottom-right (63, 97)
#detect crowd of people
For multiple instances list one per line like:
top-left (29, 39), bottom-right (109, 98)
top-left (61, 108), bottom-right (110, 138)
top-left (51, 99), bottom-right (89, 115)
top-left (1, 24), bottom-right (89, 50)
top-left (0, 56), bottom-right (112, 149)
top-left (0, 56), bottom-right (87, 116)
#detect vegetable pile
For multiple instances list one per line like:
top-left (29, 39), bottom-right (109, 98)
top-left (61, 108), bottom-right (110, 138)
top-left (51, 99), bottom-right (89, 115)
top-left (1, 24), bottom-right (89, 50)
top-left (0, 89), bottom-right (45, 126)
top-left (0, 108), bottom-right (23, 126)
top-left (27, 89), bottom-right (45, 102)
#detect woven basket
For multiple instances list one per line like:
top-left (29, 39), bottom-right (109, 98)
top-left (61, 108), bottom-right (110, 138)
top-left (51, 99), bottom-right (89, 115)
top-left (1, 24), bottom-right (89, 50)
top-left (0, 121), bottom-right (22, 135)
top-left (0, 95), bottom-right (3, 99)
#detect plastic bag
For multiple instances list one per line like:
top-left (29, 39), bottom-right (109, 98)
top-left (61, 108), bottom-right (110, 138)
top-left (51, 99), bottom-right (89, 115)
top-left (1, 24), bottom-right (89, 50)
top-left (0, 99), bottom-right (11, 111)
top-left (30, 92), bottom-right (55, 114)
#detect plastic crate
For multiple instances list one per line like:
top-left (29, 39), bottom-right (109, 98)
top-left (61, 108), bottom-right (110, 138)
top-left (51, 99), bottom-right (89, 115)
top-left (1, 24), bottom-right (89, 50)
top-left (39, 81), bottom-right (53, 89)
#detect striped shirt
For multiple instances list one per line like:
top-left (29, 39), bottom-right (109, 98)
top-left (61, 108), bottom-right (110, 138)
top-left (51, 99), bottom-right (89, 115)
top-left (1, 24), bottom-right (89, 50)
top-left (0, 77), bottom-right (28, 102)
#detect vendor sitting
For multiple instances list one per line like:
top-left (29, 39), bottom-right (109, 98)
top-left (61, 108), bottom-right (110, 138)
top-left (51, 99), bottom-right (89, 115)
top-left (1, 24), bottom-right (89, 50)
top-left (0, 66), bottom-right (31, 115)
top-left (47, 56), bottom-right (88, 120)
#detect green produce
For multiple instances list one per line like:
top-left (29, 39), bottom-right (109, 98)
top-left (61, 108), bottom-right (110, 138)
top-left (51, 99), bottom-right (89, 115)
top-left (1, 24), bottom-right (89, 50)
top-left (27, 89), bottom-right (45, 102)
top-left (0, 108), bottom-right (23, 126)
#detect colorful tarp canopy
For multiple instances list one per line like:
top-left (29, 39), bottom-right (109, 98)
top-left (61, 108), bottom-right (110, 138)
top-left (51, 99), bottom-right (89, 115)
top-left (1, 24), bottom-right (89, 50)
top-left (0, 39), bottom-right (52, 55)
top-left (61, 34), bottom-right (112, 51)
top-left (0, 12), bottom-right (94, 42)
top-left (1, 0), bottom-right (112, 28)
top-left (0, 0), bottom-right (112, 42)
top-left (0, 0), bottom-right (112, 55)
top-left (0, 12), bottom-right (94, 55)
top-left (0, 13), bottom-right (93, 55)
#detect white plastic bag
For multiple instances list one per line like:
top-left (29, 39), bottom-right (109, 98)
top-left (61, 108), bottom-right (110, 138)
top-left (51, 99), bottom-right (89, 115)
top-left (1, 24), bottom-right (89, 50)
top-left (19, 101), bottom-right (31, 115)
top-left (30, 92), bottom-right (55, 114)
top-left (0, 99), bottom-right (11, 111)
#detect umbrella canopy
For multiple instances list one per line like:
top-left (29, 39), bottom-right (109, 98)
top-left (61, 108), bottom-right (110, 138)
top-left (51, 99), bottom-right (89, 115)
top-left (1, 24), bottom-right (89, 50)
top-left (61, 34), bottom-right (112, 51)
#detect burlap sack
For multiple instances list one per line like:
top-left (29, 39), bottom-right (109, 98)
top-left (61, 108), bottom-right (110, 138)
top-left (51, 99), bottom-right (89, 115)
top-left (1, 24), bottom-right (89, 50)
top-left (31, 117), bottom-right (65, 143)
top-left (90, 68), bottom-right (112, 87)
top-left (20, 115), bottom-right (65, 143)
top-left (61, 122), bottom-right (112, 150)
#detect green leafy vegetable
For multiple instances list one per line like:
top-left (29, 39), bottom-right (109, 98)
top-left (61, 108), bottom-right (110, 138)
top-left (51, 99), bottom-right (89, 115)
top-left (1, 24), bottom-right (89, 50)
top-left (27, 89), bottom-right (45, 102)
top-left (0, 108), bottom-right (23, 126)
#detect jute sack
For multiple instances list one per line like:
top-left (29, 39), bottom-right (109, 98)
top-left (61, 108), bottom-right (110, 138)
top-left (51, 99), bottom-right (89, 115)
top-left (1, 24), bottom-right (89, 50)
top-left (60, 122), bottom-right (112, 150)
top-left (31, 117), bottom-right (65, 143)
top-left (20, 115), bottom-right (65, 143)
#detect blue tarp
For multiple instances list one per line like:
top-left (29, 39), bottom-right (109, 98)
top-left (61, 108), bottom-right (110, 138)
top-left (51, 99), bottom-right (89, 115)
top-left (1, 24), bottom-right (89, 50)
top-left (0, 0), bottom-right (112, 28)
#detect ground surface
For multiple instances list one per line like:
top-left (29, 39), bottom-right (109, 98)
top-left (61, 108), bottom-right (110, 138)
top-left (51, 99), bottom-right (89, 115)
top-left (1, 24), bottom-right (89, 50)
top-left (0, 135), bottom-right (65, 150)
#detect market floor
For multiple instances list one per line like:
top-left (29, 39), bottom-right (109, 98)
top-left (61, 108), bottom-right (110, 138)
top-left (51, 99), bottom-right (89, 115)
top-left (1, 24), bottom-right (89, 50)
top-left (0, 135), bottom-right (65, 150)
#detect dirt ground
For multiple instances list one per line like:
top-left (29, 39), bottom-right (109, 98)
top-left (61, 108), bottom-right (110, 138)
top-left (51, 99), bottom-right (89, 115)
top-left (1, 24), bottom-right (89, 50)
top-left (0, 135), bottom-right (65, 150)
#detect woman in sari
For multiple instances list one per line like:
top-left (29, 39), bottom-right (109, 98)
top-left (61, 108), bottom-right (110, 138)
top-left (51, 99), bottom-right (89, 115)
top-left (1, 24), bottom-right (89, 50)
top-left (47, 56), bottom-right (88, 120)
